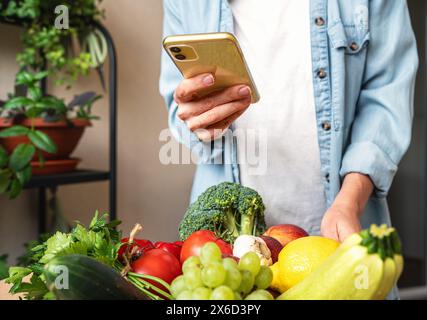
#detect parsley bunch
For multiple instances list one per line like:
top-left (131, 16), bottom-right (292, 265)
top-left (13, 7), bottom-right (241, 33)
top-left (5, 212), bottom-right (121, 300)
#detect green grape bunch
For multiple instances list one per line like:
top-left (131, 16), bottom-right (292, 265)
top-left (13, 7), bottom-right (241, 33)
top-left (171, 242), bottom-right (274, 300)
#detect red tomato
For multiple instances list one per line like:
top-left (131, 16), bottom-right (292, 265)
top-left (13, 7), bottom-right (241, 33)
top-left (132, 249), bottom-right (182, 287)
top-left (180, 230), bottom-right (233, 264)
top-left (154, 242), bottom-right (182, 260)
top-left (118, 238), bottom-right (154, 261)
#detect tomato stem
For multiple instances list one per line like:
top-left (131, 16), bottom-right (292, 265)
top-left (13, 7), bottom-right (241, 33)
top-left (128, 271), bottom-right (173, 299)
top-left (114, 262), bottom-right (173, 300)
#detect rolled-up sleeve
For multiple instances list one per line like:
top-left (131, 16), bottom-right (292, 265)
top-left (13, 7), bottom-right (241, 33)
top-left (159, 0), bottom-right (223, 163)
top-left (340, 0), bottom-right (419, 197)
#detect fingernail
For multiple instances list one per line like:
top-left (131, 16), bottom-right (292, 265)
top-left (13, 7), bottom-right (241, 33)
top-left (238, 86), bottom-right (251, 97)
top-left (202, 74), bottom-right (214, 86)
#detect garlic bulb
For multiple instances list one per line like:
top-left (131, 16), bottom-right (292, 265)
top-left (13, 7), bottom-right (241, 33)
top-left (233, 235), bottom-right (273, 266)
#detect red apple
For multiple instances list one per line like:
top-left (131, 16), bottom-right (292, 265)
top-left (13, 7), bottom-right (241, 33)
top-left (264, 224), bottom-right (308, 247)
top-left (260, 235), bottom-right (283, 263)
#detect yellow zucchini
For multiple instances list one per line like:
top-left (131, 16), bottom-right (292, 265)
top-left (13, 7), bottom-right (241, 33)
top-left (277, 224), bottom-right (403, 300)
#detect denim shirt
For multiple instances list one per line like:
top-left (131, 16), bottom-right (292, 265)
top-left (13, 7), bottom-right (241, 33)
top-left (159, 0), bottom-right (418, 232)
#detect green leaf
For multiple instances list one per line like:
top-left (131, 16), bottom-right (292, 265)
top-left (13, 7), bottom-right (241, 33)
top-left (9, 143), bottom-right (36, 172)
top-left (89, 211), bottom-right (115, 230)
top-left (39, 232), bottom-right (72, 264)
top-left (4, 264), bottom-right (46, 298)
top-left (0, 170), bottom-right (11, 193)
top-left (28, 130), bottom-right (57, 154)
top-left (17, 239), bottom-right (47, 267)
top-left (25, 106), bottom-right (44, 118)
top-left (15, 71), bottom-right (35, 86)
top-left (72, 224), bottom-right (97, 251)
top-left (93, 234), bottom-right (117, 266)
top-left (9, 178), bottom-right (22, 199)
top-left (0, 125), bottom-right (30, 138)
top-left (33, 71), bottom-right (49, 81)
top-left (4, 97), bottom-right (32, 110)
top-left (15, 273), bottom-right (48, 300)
top-left (0, 255), bottom-right (8, 280)
top-left (3, 1), bottom-right (18, 16)
top-left (16, 165), bottom-right (32, 185)
top-left (28, 86), bottom-right (42, 101)
top-left (61, 241), bottom-right (88, 257)
top-left (43, 291), bottom-right (56, 300)
top-left (28, 264), bottom-right (45, 277)
top-left (6, 267), bottom-right (32, 291)
top-left (89, 210), bottom-right (101, 229)
top-left (38, 97), bottom-right (67, 113)
top-left (0, 146), bottom-right (8, 167)
top-left (106, 219), bottom-right (122, 229)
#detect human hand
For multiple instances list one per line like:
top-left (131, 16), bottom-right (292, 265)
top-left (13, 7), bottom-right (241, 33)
top-left (321, 173), bottom-right (374, 242)
top-left (174, 73), bottom-right (252, 141)
top-left (320, 202), bottom-right (362, 242)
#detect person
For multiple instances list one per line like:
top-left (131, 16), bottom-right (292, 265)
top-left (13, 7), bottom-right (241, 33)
top-left (160, 0), bottom-right (418, 245)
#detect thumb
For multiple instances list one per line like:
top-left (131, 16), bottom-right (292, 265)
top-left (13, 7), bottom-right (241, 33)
top-left (338, 223), bottom-right (361, 242)
top-left (321, 223), bottom-right (340, 242)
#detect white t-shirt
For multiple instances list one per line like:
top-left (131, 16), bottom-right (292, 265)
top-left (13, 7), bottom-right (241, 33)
top-left (230, 0), bottom-right (326, 234)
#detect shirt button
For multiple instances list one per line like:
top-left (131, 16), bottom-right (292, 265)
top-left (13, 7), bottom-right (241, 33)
top-left (317, 69), bottom-right (327, 79)
top-left (315, 17), bottom-right (325, 27)
top-left (325, 173), bottom-right (330, 183)
top-left (349, 42), bottom-right (359, 51)
top-left (322, 121), bottom-right (332, 131)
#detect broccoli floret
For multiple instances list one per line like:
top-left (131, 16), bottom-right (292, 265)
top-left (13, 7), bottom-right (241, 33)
top-left (178, 182), bottom-right (266, 243)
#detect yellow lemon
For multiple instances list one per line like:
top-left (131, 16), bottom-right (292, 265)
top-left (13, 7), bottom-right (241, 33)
top-left (278, 236), bottom-right (339, 292)
top-left (269, 262), bottom-right (288, 293)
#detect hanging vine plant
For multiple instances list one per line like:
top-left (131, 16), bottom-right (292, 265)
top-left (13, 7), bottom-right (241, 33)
top-left (0, 1), bottom-right (107, 198)
top-left (0, 0), bottom-right (107, 87)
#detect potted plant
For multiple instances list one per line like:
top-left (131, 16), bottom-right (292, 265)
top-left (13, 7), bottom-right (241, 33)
top-left (0, 70), bottom-right (101, 198)
top-left (0, 0), bottom-right (107, 199)
top-left (0, 0), bottom-right (107, 87)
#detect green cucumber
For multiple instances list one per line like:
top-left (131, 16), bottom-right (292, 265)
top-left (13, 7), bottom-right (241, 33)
top-left (44, 254), bottom-right (148, 300)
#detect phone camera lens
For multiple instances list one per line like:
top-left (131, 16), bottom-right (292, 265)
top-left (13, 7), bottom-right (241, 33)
top-left (175, 54), bottom-right (186, 60)
top-left (170, 47), bottom-right (181, 53)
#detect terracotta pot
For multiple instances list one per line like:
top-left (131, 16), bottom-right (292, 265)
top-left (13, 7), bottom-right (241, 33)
top-left (0, 118), bottom-right (91, 161)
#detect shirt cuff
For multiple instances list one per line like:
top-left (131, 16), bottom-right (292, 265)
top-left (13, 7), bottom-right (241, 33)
top-left (339, 142), bottom-right (398, 198)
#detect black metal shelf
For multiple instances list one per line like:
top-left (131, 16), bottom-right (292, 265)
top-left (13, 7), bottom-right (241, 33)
top-left (0, 17), bottom-right (118, 234)
top-left (24, 170), bottom-right (110, 189)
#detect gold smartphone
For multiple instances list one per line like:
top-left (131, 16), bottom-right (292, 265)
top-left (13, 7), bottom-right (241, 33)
top-left (163, 32), bottom-right (260, 103)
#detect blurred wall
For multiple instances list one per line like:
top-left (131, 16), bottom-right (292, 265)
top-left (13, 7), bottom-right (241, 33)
top-left (0, 0), bottom-right (195, 262)
top-left (389, 0), bottom-right (426, 260)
